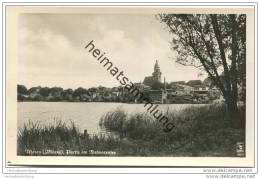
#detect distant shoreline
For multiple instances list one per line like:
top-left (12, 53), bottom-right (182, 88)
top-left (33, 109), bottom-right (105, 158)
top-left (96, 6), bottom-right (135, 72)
top-left (17, 101), bottom-right (210, 105)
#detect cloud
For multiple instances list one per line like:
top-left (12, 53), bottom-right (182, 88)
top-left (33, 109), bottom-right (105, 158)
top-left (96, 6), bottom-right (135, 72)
top-left (18, 14), bottom-right (203, 89)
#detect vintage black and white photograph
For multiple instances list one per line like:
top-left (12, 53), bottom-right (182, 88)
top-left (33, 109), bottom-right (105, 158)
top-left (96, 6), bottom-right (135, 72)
top-left (15, 10), bottom-right (250, 159)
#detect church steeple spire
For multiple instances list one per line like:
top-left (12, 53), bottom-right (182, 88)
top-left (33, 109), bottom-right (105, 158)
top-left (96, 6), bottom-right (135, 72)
top-left (152, 60), bottom-right (162, 82)
top-left (154, 60), bottom-right (159, 71)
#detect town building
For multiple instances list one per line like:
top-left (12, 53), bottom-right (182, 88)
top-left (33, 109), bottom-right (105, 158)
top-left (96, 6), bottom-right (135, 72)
top-left (148, 89), bottom-right (168, 104)
top-left (143, 60), bottom-right (162, 86)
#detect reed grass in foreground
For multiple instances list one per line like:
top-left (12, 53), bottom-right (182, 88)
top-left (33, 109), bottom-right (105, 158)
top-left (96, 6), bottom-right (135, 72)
top-left (18, 103), bottom-right (245, 156)
top-left (17, 120), bottom-right (120, 156)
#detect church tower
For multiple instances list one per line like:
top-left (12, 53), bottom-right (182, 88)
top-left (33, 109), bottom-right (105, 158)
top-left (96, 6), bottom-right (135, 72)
top-left (152, 60), bottom-right (162, 83)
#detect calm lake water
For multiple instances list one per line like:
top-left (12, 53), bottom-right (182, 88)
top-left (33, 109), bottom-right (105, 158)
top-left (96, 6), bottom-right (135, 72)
top-left (18, 102), bottom-right (198, 134)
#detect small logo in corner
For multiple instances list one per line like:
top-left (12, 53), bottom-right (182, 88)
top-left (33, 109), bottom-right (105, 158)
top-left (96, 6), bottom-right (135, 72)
top-left (236, 142), bottom-right (245, 157)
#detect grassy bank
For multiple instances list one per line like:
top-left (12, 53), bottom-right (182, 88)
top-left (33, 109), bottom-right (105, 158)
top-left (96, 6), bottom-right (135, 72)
top-left (17, 120), bottom-right (120, 156)
top-left (18, 103), bottom-right (245, 156)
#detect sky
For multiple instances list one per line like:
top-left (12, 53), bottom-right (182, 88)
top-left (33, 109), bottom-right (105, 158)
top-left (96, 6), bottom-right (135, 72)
top-left (18, 13), bottom-right (204, 89)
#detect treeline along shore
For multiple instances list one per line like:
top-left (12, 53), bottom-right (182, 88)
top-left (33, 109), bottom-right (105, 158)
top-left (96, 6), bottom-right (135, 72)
top-left (17, 82), bottom-right (225, 104)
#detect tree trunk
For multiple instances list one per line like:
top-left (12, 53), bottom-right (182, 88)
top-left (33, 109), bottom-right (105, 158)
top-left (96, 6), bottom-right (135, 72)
top-left (225, 96), bottom-right (242, 129)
